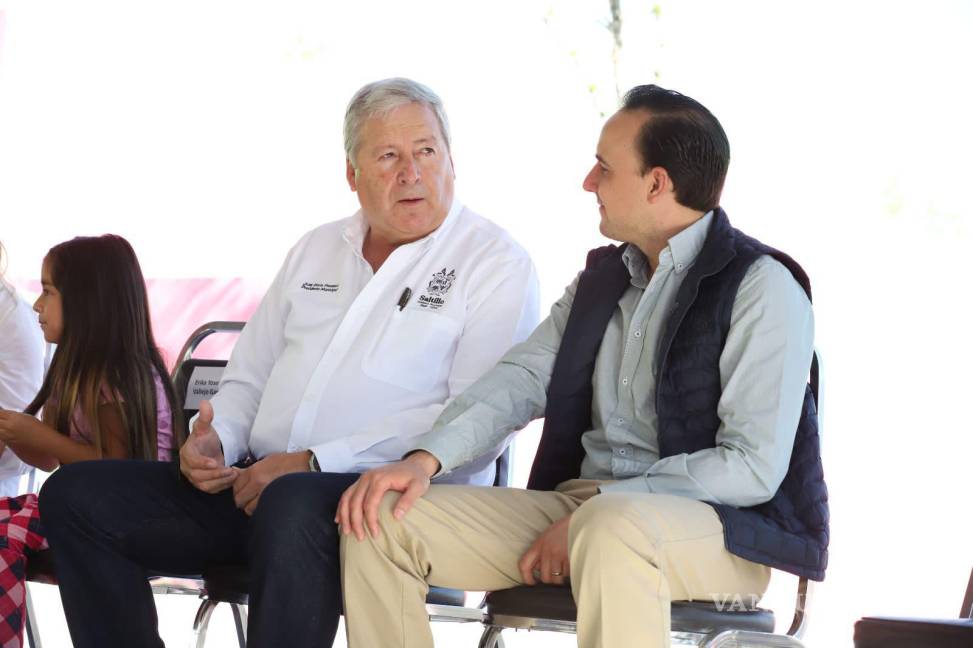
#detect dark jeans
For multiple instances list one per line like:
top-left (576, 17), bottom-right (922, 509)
top-left (38, 460), bottom-right (358, 648)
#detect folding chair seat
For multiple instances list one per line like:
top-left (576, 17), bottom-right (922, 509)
top-left (853, 567), bottom-right (973, 648)
top-left (477, 584), bottom-right (792, 648)
top-left (486, 584), bottom-right (778, 633)
top-left (853, 617), bottom-right (973, 648)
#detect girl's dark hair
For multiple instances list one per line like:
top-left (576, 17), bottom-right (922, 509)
top-left (25, 235), bottom-right (185, 459)
top-left (622, 84), bottom-right (730, 213)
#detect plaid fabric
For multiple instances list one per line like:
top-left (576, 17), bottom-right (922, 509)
top-left (0, 495), bottom-right (47, 648)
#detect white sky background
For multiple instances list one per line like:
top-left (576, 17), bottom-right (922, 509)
top-left (2, 1), bottom-right (972, 646)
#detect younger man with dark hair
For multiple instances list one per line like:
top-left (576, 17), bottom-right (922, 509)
top-left (336, 85), bottom-right (829, 648)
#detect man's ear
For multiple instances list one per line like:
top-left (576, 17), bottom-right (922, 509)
top-left (346, 158), bottom-right (358, 191)
top-left (645, 167), bottom-right (672, 204)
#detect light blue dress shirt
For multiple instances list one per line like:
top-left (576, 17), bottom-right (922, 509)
top-left (416, 212), bottom-right (814, 507)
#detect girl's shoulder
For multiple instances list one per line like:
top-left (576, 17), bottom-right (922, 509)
top-left (66, 380), bottom-right (122, 443)
top-left (62, 367), bottom-right (176, 458)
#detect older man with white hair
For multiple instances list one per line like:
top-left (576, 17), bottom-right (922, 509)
top-left (40, 78), bottom-right (539, 648)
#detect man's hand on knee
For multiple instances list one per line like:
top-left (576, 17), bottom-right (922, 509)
top-left (336, 451), bottom-right (439, 541)
top-left (519, 514), bottom-right (573, 586)
top-left (179, 400), bottom-right (236, 493)
top-left (232, 451), bottom-right (313, 515)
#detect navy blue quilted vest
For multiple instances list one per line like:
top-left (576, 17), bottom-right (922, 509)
top-left (527, 208), bottom-right (830, 581)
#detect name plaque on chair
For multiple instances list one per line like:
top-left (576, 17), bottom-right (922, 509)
top-left (184, 365), bottom-right (226, 409)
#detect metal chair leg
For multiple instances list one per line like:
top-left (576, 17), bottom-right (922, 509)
top-left (230, 603), bottom-right (247, 648)
top-left (478, 624), bottom-right (503, 648)
top-left (192, 599), bottom-right (218, 648)
top-left (24, 585), bottom-right (43, 648)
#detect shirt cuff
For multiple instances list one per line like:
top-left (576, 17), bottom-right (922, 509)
top-left (309, 439), bottom-right (355, 474)
top-left (408, 437), bottom-right (465, 480)
top-left (598, 475), bottom-right (653, 495)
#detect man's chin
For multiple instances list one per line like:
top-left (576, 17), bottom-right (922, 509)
top-left (393, 209), bottom-right (447, 239)
top-left (598, 220), bottom-right (627, 245)
top-left (598, 218), bottom-right (613, 239)
top-left (393, 200), bottom-right (431, 218)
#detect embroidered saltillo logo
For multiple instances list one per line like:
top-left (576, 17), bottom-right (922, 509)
top-left (418, 268), bottom-right (455, 310)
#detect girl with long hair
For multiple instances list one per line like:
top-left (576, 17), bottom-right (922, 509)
top-left (0, 234), bottom-right (184, 647)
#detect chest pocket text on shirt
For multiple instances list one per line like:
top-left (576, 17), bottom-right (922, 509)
top-left (362, 309), bottom-right (462, 393)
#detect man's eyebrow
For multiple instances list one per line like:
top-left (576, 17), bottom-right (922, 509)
top-left (368, 135), bottom-right (440, 153)
top-left (595, 154), bottom-right (609, 167)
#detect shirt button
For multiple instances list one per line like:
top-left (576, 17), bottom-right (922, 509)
top-left (619, 448), bottom-right (627, 456)
top-left (622, 377), bottom-right (629, 385)
top-left (616, 417), bottom-right (624, 425)
top-left (634, 330), bottom-right (642, 338)
top-left (676, 263), bottom-right (684, 270)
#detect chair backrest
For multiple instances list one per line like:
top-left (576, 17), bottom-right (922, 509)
top-left (172, 320), bottom-right (245, 370)
top-left (784, 348), bottom-right (822, 638)
top-left (170, 321), bottom-right (244, 437)
top-left (172, 358), bottom-right (230, 438)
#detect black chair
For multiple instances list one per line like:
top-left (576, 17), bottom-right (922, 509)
top-left (135, 319), bottom-right (252, 648)
top-left (853, 567), bottom-right (973, 647)
top-left (475, 351), bottom-right (825, 648)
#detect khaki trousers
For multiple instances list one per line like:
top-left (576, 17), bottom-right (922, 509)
top-left (340, 480), bottom-right (770, 648)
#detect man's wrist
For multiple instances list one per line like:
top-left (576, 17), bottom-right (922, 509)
top-left (404, 450), bottom-right (441, 478)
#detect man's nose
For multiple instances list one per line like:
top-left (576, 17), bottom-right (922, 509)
top-left (582, 165), bottom-right (598, 192)
top-left (398, 158), bottom-right (421, 184)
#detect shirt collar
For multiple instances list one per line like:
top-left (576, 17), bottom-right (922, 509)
top-left (620, 209), bottom-right (714, 286)
top-left (424, 197), bottom-right (462, 243)
top-left (342, 198), bottom-right (463, 253)
top-left (621, 245), bottom-right (650, 287)
top-left (342, 211), bottom-right (369, 251)
top-left (666, 209), bottom-right (714, 275)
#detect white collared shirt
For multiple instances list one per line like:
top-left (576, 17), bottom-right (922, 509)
top-left (210, 200), bottom-right (539, 485)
